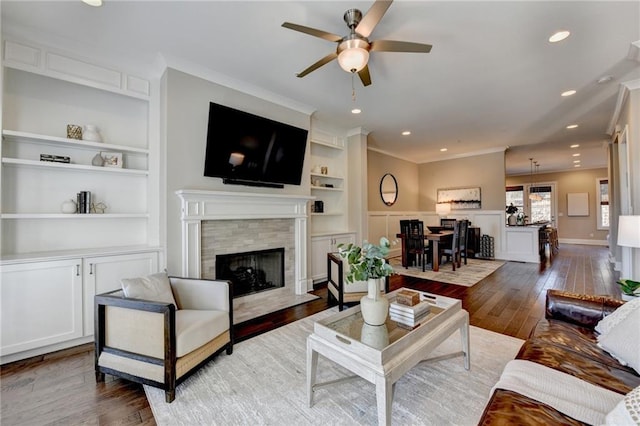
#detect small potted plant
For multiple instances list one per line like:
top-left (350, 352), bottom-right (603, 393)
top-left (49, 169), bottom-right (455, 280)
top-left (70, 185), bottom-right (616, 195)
top-left (338, 237), bottom-right (394, 325)
top-left (617, 278), bottom-right (640, 301)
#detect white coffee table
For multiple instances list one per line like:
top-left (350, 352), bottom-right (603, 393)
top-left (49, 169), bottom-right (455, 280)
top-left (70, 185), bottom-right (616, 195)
top-left (307, 288), bottom-right (470, 426)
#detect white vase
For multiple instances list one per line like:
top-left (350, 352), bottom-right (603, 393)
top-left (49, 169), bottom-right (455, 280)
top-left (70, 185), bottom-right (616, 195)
top-left (360, 323), bottom-right (389, 349)
top-left (360, 278), bottom-right (389, 326)
top-left (83, 125), bottom-right (102, 142)
top-left (621, 293), bottom-right (637, 301)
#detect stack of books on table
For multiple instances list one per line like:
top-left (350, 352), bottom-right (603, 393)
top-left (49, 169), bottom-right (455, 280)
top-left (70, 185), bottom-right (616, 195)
top-left (389, 293), bottom-right (431, 330)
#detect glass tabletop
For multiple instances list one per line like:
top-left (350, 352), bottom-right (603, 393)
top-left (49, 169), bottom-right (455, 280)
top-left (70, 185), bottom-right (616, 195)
top-left (315, 288), bottom-right (463, 352)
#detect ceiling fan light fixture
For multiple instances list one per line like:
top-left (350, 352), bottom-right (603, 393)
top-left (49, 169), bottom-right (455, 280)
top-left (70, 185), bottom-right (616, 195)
top-left (337, 39), bottom-right (370, 73)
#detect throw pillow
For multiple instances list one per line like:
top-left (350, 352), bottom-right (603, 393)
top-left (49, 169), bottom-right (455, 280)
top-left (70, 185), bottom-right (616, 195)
top-left (598, 304), bottom-right (640, 374)
top-left (605, 385), bottom-right (640, 425)
top-left (121, 272), bottom-right (177, 307)
top-left (595, 297), bottom-right (640, 337)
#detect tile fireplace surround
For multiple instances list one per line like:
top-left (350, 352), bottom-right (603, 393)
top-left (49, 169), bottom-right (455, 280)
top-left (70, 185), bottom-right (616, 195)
top-left (176, 190), bottom-right (316, 322)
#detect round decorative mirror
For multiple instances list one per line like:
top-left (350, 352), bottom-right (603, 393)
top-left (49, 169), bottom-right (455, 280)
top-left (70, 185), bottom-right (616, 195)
top-left (380, 173), bottom-right (398, 206)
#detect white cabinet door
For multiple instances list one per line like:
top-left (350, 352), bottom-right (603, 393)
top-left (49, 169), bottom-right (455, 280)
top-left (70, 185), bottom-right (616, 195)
top-left (332, 234), bottom-right (355, 251)
top-left (310, 236), bottom-right (332, 282)
top-left (83, 251), bottom-right (158, 336)
top-left (1, 259), bottom-right (83, 356)
top-left (310, 233), bottom-right (355, 283)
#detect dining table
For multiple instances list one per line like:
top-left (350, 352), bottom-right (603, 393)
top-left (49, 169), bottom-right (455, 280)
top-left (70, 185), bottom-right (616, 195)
top-left (396, 230), bottom-right (454, 272)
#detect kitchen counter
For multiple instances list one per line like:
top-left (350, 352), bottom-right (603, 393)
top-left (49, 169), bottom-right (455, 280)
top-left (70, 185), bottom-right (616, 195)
top-left (502, 225), bottom-right (544, 263)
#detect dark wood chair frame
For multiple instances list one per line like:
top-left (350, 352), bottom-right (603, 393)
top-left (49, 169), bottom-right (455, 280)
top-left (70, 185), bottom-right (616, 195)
top-left (401, 219), bottom-right (431, 271)
top-left (459, 219), bottom-right (470, 265)
top-left (94, 277), bottom-right (234, 403)
top-left (439, 220), bottom-right (461, 271)
top-left (327, 252), bottom-right (390, 311)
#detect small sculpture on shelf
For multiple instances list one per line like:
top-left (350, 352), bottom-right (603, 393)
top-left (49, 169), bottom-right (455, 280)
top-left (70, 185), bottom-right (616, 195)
top-left (83, 125), bottom-right (102, 142)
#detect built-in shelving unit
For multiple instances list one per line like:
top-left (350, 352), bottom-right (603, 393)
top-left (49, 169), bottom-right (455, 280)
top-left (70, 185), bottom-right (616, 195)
top-left (0, 38), bottom-right (161, 363)
top-left (309, 128), bottom-right (347, 235)
top-left (307, 127), bottom-right (353, 283)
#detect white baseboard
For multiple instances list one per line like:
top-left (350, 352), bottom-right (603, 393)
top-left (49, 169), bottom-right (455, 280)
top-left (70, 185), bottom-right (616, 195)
top-left (558, 238), bottom-right (608, 246)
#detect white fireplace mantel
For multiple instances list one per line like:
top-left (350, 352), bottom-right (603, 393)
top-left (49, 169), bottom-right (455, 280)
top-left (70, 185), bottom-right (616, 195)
top-left (176, 190), bottom-right (314, 294)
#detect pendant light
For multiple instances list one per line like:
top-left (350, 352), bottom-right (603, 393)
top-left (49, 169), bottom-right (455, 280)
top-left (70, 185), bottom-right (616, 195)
top-left (529, 159), bottom-right (542, 201)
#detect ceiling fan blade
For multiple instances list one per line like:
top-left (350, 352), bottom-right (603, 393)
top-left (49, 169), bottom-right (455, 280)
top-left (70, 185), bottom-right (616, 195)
top-left (355, 0), bottom-right (393, 38)
top-left (370, 39), bottom-right (432, 53)
top-left (358, 65), bottom-right (372, 87)
top-left (281, 22), bottom-right (342, 42)
top-left (296, 52), bottom-right (339, 78)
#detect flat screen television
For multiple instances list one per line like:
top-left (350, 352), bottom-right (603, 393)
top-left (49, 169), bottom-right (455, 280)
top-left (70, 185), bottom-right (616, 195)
top-left (204, 102), bottom-right (308, 188)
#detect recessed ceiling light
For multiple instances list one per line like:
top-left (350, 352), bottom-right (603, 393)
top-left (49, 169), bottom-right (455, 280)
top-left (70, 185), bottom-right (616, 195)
top-left (401, 131), bottom-right (411, 136)
top-left (351, 108), bottom-right (361, 114)
top-left (440, 148), bottom-right (448, 152)
top-left (549, 30), bottom-right (570, 43)
top-left (573, 160), bottom-right (581, 163)
top-left (82, 0), bottom-right (103, 6)
top-left (597, 75), bottom-right (613, 84)
top-left (561, 90), bottom-right (577, 97)
top-left (570, 144), bottom-right (580, 148)
top-left (573, 153), bottom-right (580, 157)
top-left (574, 164), bottom-right (581, 168)
top-left (566, 124), bottom-right (578, 129)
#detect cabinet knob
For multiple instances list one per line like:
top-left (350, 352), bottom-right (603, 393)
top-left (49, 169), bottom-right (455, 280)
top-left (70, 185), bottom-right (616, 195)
top-left (76, 265), bottom-right (80, 276)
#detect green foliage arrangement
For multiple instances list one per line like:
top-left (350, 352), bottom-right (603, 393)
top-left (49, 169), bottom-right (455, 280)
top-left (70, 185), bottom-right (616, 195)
top-left (617, 279), bottom-right (640, 297)
top-left (506, 203), bottom-right (518, 214)
top-left (338, 237), bottom-right (394, 283)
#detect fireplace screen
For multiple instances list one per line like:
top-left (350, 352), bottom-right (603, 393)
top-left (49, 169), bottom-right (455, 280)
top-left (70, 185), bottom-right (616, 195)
top-left (216, 248), bottom-right (285, 298)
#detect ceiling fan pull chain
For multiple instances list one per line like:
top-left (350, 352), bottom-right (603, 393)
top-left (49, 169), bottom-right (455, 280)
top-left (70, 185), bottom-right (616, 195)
top-left (352, 72), bottom-right (357, 102)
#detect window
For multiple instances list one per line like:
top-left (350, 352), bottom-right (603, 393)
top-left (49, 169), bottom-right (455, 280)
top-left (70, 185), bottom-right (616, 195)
top-left (597, 178), bottom-right (609, 229)
top-left (530, 185), bottom-right (552, 223)
top-left (506, 186), bottom-right (524, 214)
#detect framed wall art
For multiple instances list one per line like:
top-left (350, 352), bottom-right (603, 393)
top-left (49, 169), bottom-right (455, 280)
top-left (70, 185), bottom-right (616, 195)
top-left (567, 192), bottom-right (589, 216)
top-left (437, 187), bottom-right (481, 210)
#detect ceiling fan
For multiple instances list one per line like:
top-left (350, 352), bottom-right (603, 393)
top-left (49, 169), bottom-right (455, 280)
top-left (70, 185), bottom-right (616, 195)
top-left (282, 0), bottom-right (432, 87)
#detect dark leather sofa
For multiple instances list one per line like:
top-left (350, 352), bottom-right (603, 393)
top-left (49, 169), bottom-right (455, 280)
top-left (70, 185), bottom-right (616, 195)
top-left (479, 290), bottom-right (640, 425)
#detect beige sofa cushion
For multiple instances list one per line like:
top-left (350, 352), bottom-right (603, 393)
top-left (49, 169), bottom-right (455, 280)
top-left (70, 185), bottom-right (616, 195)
top-left (176, 310), bottom-right (229, 357)
top-left (121, 272), bottom-right (177, 307)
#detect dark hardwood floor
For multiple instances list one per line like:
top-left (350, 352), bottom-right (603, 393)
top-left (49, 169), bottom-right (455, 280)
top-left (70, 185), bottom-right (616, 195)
top-left (0, 244), bottom-right (620, 425)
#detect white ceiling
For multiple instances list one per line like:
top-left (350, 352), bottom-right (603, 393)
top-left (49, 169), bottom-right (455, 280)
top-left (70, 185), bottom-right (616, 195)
top-left (2, 1), bottom-right (639, 175)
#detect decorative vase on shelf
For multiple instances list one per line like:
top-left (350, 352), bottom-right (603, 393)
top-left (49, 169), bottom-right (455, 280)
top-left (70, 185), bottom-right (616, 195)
top-left (360, 278), bottom-right (389, 326)
top-left (83, 125), bottom-right (102, 142)
top-left (508, 214), bottom-right (517, 226)
top-left (61, 199), bottom-right (77, 214)
top-left (91, 152), bottom-right (104, 166)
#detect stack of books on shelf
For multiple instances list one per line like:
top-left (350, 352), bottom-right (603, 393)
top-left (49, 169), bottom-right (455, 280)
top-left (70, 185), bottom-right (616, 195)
top-left (389, 290), bottom-right (431, 330)
top-left (40, 153), bottom-right (70, 163)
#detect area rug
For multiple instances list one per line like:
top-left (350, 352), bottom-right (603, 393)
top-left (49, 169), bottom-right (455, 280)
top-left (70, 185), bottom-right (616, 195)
top-left (390, 257), bottom-right (505, 287)
top-left (145, 308), bottom-right (523, 425)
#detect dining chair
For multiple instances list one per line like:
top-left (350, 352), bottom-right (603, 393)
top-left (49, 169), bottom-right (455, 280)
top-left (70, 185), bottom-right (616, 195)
top-left (440, 218), bottom-right (457, 229)
top-left (439, 220), bottom-right (461, 271)
top-left (402, 220), bottom-right (430, 272)
top-left (459, 219), bottom-right (470, 265)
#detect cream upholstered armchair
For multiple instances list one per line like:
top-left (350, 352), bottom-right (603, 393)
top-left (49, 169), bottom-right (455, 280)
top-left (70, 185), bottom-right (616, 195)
top-left (94, 273), bottom-right (233, 402)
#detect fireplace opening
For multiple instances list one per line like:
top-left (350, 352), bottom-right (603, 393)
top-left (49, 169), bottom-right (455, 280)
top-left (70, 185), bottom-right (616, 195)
top-left (216, 248), bottom-right (285, 298)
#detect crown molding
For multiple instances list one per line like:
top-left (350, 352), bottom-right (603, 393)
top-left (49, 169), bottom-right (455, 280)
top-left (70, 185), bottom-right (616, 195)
top-left (607, 78), bottom-right (640, 135)
top-left (159, 53), bottom-right (316, 117)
